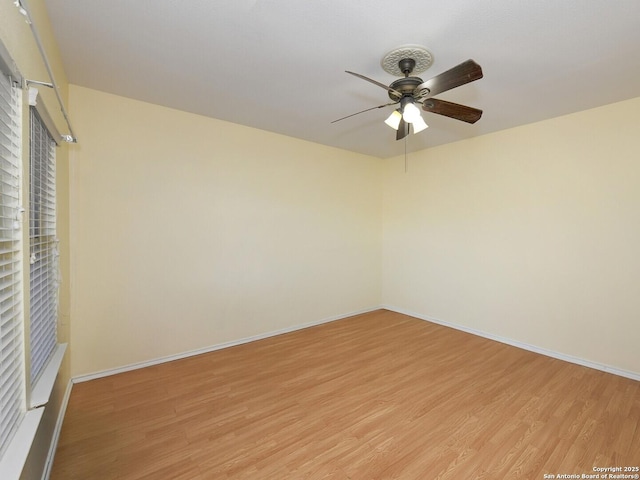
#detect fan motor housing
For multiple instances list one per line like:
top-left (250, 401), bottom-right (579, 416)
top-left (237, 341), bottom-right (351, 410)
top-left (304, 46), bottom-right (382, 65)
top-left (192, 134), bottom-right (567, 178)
top-left (388, 76), bottom-right (426, 101)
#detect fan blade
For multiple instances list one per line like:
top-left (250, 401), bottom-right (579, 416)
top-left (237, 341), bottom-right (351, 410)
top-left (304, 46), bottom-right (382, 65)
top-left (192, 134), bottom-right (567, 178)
top-left (422, 99), bottom-right (483, 124)
top-left (396, 118), bottom-right (409, 141)
top-left (331, 102), bottom-right (398, 123)
top-left (345, 71), bottom-right (402, 98)
top-left (414, 59), bottom-right (483, 99)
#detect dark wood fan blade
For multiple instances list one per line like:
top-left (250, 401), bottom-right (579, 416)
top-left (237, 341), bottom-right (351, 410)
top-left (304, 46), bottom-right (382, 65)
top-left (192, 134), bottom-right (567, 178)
top-left (331, 102), bottom-right (398, 123)
top-left (422, 98), bottom-right (483, 124)
top-left (396, 118), bottom-right (409, 141)
top-left (414, 59), bottom-right (483, 99)
top-left (346, 71), bottom-right (402, 98)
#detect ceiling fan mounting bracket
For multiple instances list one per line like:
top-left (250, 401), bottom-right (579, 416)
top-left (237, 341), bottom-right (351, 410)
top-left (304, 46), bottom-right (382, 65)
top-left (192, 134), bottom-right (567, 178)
top-left (398, 58), bottom-right (416, 76)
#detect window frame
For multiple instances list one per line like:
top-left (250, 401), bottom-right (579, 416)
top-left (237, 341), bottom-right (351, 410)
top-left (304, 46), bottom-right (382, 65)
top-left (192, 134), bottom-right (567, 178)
top-left (25, 89), bottom-right (66, 409)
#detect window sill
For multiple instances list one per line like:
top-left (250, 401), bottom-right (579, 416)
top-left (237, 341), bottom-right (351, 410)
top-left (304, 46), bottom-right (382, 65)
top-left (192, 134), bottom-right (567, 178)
top-left (0, 408), bottom-right (44, 480)
top-left (30, 343), bottom-right (67, 408)
top-left (0, 343), bottom-right (67, 479)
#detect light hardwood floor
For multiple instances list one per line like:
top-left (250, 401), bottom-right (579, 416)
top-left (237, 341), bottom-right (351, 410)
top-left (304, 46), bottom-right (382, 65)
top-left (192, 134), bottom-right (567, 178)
top-left (51, 310), bottom-right (640, 479)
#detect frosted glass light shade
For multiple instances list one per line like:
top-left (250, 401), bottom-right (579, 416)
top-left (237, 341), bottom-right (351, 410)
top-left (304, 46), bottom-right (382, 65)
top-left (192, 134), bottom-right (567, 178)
top-left (384, 110), bottom-right (402, 130)
top-left (412, 115), bottom-right (428, 133)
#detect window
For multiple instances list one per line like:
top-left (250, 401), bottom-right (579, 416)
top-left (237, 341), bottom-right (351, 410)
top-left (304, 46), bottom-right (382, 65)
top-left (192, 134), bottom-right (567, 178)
top-left (28, 107), bottom-right (58, 386)
top-left (0, 69), bottom-right (25, 460)
top-left (0, 34), bottom-right (67, 478)
top-left (0, 72), bottom-right (65, 480)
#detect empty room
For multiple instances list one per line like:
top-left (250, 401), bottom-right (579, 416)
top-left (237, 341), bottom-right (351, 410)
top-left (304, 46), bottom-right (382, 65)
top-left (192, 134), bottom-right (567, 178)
top-left (1, 1), bottom-right (639, 479)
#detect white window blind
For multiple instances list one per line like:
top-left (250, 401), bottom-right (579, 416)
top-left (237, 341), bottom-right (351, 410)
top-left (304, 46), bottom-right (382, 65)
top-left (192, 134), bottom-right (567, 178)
top-left (0, 71), bottom-right (25, 460)
top-left (28, 108), bottom-right (57, 386)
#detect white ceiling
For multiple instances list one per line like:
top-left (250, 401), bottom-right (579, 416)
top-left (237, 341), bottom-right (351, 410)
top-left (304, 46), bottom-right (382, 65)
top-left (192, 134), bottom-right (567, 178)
top-left (43, 0), bottom-right (640, 159)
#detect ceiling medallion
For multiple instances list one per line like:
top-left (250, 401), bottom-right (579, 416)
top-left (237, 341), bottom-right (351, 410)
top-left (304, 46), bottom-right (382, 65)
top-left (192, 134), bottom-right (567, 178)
top-left (381, 44), bottom-right (433, 76)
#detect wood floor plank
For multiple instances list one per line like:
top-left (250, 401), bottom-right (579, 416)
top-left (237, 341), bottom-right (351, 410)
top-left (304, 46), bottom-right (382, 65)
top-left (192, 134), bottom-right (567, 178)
top-left (50, 310), bottom-right (640, 479)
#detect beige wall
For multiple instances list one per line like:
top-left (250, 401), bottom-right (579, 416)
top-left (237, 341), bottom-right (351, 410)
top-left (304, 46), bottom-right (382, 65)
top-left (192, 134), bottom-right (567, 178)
top-left (68, 85), bottom-right (383, 377)
top-left (0, 1), bottom-right (71, 479)
top-left (382, 97), bottom-right (640, 375)
top-left (68, 87), bottom-right (640, 379)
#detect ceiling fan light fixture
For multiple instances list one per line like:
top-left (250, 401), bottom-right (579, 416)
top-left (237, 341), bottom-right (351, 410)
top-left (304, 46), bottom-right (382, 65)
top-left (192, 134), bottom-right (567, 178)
top-left (412, 115), bottom-right (429, 133)
top-left (334, 57), bottom-right (483, 143)
top-left (384, 110), bottom-right (402, 130)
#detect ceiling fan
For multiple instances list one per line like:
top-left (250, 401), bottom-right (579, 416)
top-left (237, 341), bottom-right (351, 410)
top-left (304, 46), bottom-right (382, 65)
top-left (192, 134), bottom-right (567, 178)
top-left (333, 46), bottom-right (483, 140)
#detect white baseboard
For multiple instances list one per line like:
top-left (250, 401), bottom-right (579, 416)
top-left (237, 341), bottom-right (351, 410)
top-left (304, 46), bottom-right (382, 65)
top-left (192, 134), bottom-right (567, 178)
top-left (73, 306), bottom-right (382, 383)
top-left (382, 305), bottom-right (640, 382)
top-left (41, 378), bottom-right (73, 480)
